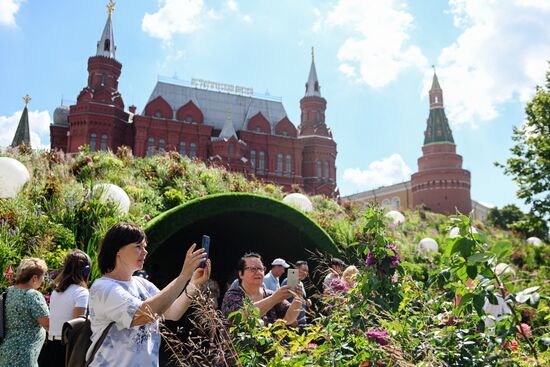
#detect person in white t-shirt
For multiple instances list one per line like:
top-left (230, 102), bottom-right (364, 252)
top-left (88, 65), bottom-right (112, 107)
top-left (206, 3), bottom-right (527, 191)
top-left (88, 222), bottom-right (211, 367)
top-left (39, 249), bottom-right (91, 367)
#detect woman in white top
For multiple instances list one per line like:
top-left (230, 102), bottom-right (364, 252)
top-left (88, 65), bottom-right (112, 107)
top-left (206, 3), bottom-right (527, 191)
top-left (87, 222), bottom-right (211, 367)
top-left (39, 249), bottom-right (91, 367)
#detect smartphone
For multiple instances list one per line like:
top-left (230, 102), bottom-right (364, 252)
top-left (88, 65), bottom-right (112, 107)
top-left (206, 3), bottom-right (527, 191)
top-left (287, 269), bottom-right (299, 291)
top-left (200, 235), bottom-right (210, 268)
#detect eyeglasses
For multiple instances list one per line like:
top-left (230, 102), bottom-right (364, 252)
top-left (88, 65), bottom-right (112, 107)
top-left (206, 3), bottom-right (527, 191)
top-left (244, 266), bottom-right (266, 273)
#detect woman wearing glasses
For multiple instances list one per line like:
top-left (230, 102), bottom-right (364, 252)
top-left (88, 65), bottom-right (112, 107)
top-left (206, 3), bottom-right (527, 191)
top-left (221, 253), bottom-right (302, 325)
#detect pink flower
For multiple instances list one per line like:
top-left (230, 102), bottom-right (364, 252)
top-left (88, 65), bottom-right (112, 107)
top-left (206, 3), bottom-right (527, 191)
top-left (306, 343), bottom-right (318, 349)
top-left (516, 323), bottom-right (532, 339)
top-left (4, 264), bottom-right (13, 279)
top-left (144, 214), bottom-right (152, 222)
top-left (365, 328), bottom-right (389, 346)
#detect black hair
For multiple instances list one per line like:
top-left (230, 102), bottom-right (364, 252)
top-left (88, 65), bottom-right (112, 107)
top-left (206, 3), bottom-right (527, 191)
top-left (236, 252), bottom-right (262, 282)
top-left (330, 258), bottom-right (346, 268)
top-left (98, 222), bottom-right (147, 274)
top-left (54, 250), bottom-right (91, 292)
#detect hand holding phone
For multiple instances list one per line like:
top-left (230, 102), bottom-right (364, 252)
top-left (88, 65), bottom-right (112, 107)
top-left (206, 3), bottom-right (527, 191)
top-left (200, 235), bottom-right (210, 268)
top-left (287, 269), bottom-right (299, 291)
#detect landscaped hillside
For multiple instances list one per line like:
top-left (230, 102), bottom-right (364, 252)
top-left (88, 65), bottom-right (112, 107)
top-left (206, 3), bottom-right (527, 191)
top-left (1, 148), bottom-right (548, 366)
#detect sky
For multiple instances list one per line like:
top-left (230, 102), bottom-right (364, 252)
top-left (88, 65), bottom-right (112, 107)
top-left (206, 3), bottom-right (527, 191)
top-left (1, 0), bottom-right (549, 211)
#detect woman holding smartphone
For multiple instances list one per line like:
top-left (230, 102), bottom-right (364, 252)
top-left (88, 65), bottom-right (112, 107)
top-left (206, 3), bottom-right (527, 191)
top-left (87, 222), bottom-right (211, 367)
top-left (221, 252), bottom-right (302, 325)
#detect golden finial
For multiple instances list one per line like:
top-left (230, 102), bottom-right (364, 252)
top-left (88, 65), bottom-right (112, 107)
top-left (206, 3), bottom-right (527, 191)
top-left (107, 0), bottom-right (116, 15)
top-left (23, 94), bottom-right (31, 107)
top-left (312, 46), bottom-right (315, 64)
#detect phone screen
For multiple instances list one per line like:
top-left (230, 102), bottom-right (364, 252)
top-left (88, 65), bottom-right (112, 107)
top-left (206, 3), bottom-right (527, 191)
top-left (200, 235), bottom-right (210, 268)
top-left (287, 269), bottom-right (299, 291)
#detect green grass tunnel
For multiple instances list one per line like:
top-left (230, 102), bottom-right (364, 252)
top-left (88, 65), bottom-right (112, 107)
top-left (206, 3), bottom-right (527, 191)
top-left (143, 193), bottom-right (338, 295)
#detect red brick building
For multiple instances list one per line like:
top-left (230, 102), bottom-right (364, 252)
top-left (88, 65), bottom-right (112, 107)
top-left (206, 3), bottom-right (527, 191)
top-left (50, 9), bottom-right (338, 197)
top-left (344, 72), bottom-right (474, 216)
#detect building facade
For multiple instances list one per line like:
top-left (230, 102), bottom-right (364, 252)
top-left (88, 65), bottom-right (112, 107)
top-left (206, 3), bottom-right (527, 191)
top-left (50, 8), bottom-right (338, 197)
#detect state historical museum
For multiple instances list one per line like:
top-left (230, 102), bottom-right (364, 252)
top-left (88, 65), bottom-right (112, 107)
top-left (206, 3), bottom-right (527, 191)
top-left (50, 9), bottom-right (338, 197)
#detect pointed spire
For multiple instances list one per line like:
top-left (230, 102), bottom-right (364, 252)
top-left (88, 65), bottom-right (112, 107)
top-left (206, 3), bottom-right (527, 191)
top-left (96, 1), bottom-right (116, 58)
top-left (430, 66), bottom-right (441, 91)
top-left (219, 107), bottom-right (237, 139)
top-left (424, 71), bottom-right (454, 145)
top-left (305, 47), bottom-right (321, 97)
top-left (11, 95), bottom-right (31, 148)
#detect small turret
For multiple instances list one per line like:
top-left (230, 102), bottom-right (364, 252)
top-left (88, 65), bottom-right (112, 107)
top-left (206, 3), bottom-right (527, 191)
top-left (11, 95), bottom-right (32, 148)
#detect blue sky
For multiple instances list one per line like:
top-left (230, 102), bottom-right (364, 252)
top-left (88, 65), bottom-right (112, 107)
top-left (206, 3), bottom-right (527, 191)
top-left (1, 0), bottom-right (549, 211)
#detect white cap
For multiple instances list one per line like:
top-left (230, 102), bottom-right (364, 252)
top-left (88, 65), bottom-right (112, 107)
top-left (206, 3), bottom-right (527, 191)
top-left (271, 258), bottom-right (290, 268)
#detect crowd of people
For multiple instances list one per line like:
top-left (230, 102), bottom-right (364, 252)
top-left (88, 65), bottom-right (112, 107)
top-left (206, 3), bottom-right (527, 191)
top-left (0, 221), bottom-right (353, 366)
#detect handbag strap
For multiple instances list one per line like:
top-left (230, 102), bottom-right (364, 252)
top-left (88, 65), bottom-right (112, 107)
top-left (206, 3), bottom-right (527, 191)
top-left (84, 320), bottom-right (115, 367)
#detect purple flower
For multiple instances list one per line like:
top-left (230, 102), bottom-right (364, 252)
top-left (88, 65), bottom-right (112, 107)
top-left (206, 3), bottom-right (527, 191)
top-left (329, 277), bottom-right (350, 293)
top-left (386, 244), bottom-right (400, 268)
top-left (365, 328), bottom-right (389, 346)
top-left (365, 250), bottom-right (376, 267)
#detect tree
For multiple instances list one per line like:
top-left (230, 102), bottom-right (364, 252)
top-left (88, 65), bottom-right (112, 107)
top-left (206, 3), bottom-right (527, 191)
top-left (497, 63), bottom-right (550, 220)
top-left (487, 204), bottom-right (524, 229)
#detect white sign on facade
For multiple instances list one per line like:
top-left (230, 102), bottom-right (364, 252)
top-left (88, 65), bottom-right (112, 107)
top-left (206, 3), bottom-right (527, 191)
top-left (191, 78), bottom-right (253, 95)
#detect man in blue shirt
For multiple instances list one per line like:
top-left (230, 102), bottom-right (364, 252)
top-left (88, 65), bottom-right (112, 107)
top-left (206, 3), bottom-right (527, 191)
top-left (263, 258), bottom-right (289, 291)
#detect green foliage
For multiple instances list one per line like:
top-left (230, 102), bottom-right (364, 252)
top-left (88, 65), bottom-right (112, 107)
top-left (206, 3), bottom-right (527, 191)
top-left (0, 149), bottom-right (548, 365)
top-left (497, 63), bottom-right (550, 221)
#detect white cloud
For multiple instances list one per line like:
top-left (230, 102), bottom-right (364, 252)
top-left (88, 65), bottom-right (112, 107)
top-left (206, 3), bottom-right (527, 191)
top-left (0, 0), bottom-right (23, 27)
top-left (142, 0), bottom-right (205, 42)
top-left (427, 0), bottom-right (550, 126)
top-left (242, 14), bottom-right (252, 23)
top-left (0, 110), bottom-right (51, 149)
top-left (319, 0), bottom-right (427, 88)
top-left (343, 153), bottom-right (412, 189)
top-left (226, 0), bottom-right (238, 12)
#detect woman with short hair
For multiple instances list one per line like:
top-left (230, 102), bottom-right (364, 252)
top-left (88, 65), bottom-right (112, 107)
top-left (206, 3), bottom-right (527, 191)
top-left (40, 249), bottom-right (91, 367)
top-left (221, 253), bottom-right (302, 325)
top-left (0, 258), bottom-right (49, 367)
top-left (87, 222), bottom-right (210, 366)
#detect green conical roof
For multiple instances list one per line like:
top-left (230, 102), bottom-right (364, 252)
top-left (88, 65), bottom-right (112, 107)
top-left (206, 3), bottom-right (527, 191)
top-left (424, 108), bottom-right (454, 145)
top-left (11, 105), bottom-right (31, 148)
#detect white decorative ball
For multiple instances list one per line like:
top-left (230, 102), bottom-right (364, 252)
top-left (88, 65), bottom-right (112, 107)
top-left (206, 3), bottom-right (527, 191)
top-left (386, 210), bottom-right (405, 225)
top-left (0, 157), bottom-right (30, 199)
top-left (92, 183), bottom-right (130, 214)
top-left (449, 226), bottom-right (478, 239)
top-left (418, 238), bottom-right (439, 254)
top-left (494, 263), bottom-right (515, 278)
top-left (527, 237), bottom-right (542, 247)
top-left (283, 193), bottom-right (313, 212)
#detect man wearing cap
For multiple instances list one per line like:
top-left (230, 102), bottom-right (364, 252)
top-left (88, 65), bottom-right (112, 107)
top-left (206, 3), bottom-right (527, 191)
top-left (263, 258), bottom-right (289, 292)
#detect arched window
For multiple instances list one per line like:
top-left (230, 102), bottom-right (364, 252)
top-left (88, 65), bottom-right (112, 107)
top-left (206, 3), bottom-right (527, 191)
top-left (189, 143), bottom-right (197, 158)
top-left (179, 142), bottom-right (186, 156)
top-left (159, 138), bottom-right (165, 153)
top-left (316, 160), bottom-right (322, 178)
top-left (146, 137), bottom-right (155, 157)
top-left (154, 110), bottom-right (162, 118)
top-left (101, 74), bottom-right (107, 86)
top-left (381, 199), bottom-right (390, 207)
top-left (391, 197), bottom-right (401, 209)
top-left (104, 39), bottom-right (110, 51)
top-left (282, 130), bottom-right (288, 137)
top-left (285, 155), bottom-right (292, 177)
top-left (229, 143), bottom-right (234, 158)
top-left (324, 161), bottom-right (329, 178)
top-left (90, 133), bottom-right (97, 152)
top-left (277, 153), bottom-right (283, 176)
top-left (255, 126), bottom-right (261, 133)
top-left (258, 151), bottom-right (265, 175)
top-left (250, 150), bottom-right (256, 173)
top-left (100, 134), bottom-right (108, 151)
top-left (316, 111), bottom-right (321, 122)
